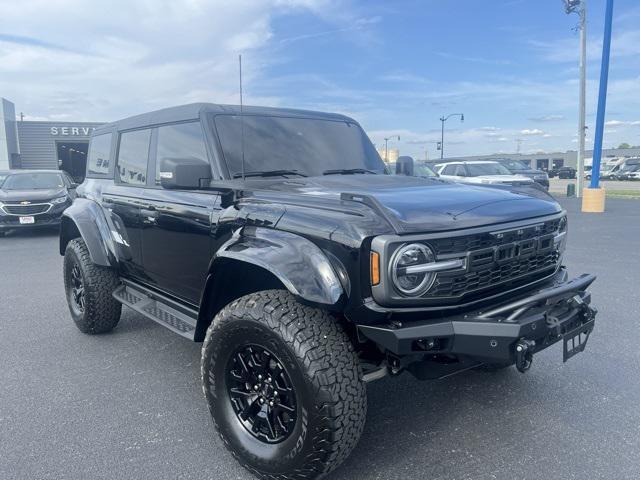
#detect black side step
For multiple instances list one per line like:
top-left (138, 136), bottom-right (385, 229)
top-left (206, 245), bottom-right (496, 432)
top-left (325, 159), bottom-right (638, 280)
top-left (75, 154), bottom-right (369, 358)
top-left (113, 283), bottom-right (198, 340)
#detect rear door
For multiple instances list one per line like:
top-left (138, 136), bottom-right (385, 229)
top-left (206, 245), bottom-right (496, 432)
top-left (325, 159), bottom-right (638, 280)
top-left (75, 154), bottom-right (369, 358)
top-left (102, 128), bottom-right (153, 280)
top-left (140, 120), bottom-right (218, 304)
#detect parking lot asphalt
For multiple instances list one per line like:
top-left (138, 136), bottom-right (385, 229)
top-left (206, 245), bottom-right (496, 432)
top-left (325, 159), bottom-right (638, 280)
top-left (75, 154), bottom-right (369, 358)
top-left (1, 198), bottom-right (639, 480)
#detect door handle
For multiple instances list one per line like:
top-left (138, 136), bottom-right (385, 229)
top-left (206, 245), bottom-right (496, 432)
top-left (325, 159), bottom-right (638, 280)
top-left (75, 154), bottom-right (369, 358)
top-left (141, 208), bottom-right (159, 224)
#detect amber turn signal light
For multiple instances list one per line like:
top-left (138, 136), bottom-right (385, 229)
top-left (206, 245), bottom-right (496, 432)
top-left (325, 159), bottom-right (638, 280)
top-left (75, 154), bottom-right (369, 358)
top-left (370, 251), bottom-right (380, 286)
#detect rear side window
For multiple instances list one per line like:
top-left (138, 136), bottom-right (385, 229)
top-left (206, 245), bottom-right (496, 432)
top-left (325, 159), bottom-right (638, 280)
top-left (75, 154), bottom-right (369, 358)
top-left (442, 165), bottom-right (457, 175)
top-left (454, 165), bottom-right (466, 176)
top-left (117, 129), bottom-right (151, 186)
top-left (86, 133), bottom-right (113, 177)
top-left (155, 122), bottom-right (208, 185)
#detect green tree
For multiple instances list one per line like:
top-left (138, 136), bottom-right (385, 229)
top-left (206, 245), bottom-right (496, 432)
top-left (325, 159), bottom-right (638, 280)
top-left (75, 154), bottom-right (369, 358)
top-left (618, 142), bottom-right (631, 149)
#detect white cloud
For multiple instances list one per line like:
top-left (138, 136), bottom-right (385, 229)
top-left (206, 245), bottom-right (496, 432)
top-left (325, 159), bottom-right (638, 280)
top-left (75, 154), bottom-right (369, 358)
top-left (605, 119), bottom-right (640, 126)
top-left (520, 128), bottom-right (545, 136)
top-left (529, 114), bottom-right (564, 122)
top-left (0, 0), bottom-right (337, 121)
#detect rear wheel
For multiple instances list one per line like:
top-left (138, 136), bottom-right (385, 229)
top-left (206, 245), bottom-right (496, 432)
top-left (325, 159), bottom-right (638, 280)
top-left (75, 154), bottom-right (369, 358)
top-left (63, 238), bottom-right (121, 334)
top-left (202, 290), bottom-right (367, 480)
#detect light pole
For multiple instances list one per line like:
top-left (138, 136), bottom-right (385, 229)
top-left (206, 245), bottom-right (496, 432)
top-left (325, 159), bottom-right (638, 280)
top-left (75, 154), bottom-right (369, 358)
top-left (439, 113), bottom-right (464, 159)
top-left (383, 135), bottom-right (400, 162)
top-left (564, 0), bottom-right (587, 198)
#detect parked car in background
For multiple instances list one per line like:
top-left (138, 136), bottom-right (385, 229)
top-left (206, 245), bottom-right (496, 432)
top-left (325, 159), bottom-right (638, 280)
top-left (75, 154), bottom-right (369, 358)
top-left (435, 160), bottom-right (535, 187)
top-left (612, 159), bottom-right (640, 180)
top-left (492, 158), bottom-right (549, 189)
top-left (557, 166), bottom-right (577, 179)
top-left (628, 170), bottom-right (640, 181)
top-left (614, 165), bottom-right (640, 181)
top-left (390, 156), bottom-right (439, 178)
top-left (0, 170), bottom-right (77, 236)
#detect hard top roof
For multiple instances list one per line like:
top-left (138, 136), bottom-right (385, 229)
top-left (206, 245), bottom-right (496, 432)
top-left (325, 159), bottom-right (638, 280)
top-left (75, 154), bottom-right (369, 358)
top-left (435, 160), bottom-right (500, 165)
top-left (93, 103), bottom-right (356, 135)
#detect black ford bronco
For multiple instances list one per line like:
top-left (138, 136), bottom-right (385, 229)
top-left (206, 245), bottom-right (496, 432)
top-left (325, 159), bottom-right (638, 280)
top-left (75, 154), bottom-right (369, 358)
top-left (60, 104), bottom-right (596, 479)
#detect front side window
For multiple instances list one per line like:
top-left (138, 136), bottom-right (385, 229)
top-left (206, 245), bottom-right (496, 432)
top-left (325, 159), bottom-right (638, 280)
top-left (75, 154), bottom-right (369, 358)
top-left (117, 129), bottom-right (151, 186)
top-left (414, 163), bottom-right (438, 177)
top-left (466, 163), bottom-right (511, 176)
top-left (155, 122), bottom-right (208, 185)
top-left (214, 115), bottom-right (384, 178)
top-left (2, 172), bottom-right (64, 190)
top-left (503, 160), bottom-right (527, 171)
top-left (87, 133), bottom-right (113, 176)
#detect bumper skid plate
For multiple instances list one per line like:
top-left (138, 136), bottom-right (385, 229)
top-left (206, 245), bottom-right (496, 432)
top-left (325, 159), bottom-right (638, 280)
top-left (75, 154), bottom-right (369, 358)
top-left (358, 273), bottom-right (597, 368)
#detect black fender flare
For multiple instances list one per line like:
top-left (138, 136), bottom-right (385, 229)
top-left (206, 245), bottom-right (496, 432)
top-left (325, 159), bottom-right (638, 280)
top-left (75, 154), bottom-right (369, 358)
top-left (59, 198), bottom-right (118, 267)
top-left (212, 227), bottom-right (344, 306)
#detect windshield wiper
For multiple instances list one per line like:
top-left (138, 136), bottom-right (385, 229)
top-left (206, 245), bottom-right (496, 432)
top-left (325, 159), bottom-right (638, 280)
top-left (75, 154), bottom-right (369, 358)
top-left (233, 170), bottom-right (307, 179)
top-left (322, 168), bottom-right (378, 175)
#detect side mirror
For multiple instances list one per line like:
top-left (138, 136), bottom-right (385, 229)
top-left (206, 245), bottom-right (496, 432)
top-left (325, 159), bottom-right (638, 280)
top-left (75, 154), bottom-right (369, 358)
top-left (396, 156), bottom-right (415, 176)
top-left (160, 157), bottom-right (212, 189)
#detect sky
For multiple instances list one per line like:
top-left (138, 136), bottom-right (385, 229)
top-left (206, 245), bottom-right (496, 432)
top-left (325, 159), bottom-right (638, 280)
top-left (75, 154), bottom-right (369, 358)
top-left (1, 0), bottom-right (639, 158)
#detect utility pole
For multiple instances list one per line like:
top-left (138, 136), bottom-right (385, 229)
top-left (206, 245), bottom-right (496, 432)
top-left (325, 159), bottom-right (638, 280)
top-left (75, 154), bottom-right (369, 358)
top-left (439, 113), bottom-right (464, 159)
top-left (384, 135), bottom-right (400, 162)
top-left (577, 1), bottom-right (587, 198)
top-left (565, 0), bottom-right (587, 197)
top-left (516, 138), bottom-right (523, 154)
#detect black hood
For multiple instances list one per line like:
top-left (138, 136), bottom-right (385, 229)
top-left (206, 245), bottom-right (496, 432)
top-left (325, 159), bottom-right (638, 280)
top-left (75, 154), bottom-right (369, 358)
top-left (0, 188), bottom-right (67, 202)
top-left (245, 175), bottom-right (561, 234)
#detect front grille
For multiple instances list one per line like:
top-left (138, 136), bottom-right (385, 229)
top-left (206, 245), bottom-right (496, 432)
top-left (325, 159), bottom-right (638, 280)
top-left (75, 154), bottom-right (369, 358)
top-left (2, 203), bottom-right (50, 215)
top-left (429, 218), bottom-right (561, 255)
top-left (431, 249), bottom-right (560, 298)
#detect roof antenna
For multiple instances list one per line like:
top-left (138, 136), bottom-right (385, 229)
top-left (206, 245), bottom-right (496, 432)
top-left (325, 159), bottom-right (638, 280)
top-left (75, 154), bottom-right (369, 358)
top-left (239, 54), bottom-right (246, 181)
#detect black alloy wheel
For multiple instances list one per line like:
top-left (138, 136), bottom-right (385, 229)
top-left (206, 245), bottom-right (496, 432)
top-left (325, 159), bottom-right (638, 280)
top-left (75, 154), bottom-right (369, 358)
top-left (226, 345), bottom-right (297, 444)
top-left (70, 263), bottom-right (86, 314)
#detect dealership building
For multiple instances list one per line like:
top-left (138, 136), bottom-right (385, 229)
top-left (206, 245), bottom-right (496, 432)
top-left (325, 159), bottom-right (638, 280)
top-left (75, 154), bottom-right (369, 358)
top-left (0, 97), bottom-right (104, 181)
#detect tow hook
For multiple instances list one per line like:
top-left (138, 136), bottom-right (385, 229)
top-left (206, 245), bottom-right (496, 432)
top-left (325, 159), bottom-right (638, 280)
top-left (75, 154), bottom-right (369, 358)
top-left (515, 339), bottom-right (535, 373)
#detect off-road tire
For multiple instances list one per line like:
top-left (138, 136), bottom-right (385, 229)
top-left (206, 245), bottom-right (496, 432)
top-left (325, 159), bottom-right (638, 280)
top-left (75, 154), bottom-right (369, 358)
top-left (63, 238), bottom-right (121, 334)
top-left (201, 290), bottom-right (367, 480)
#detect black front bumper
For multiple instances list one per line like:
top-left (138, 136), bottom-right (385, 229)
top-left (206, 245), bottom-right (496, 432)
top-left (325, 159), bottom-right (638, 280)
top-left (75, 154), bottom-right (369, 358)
top-left (358, 271), bottom-right (596, 366)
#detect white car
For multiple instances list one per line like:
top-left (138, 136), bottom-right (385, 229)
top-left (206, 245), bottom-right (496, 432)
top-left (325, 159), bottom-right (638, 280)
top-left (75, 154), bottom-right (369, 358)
top-left (435, 161), bottom-right (535, 186)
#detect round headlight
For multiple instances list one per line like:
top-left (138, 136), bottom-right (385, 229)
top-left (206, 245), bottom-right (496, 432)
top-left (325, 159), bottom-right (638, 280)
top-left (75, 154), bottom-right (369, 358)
top-left (391, 243), bottom-right (436, 296)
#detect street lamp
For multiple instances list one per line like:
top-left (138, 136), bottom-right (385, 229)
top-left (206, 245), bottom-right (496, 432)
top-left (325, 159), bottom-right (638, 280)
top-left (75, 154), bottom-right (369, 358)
top-left (439, 113), bottom-right (464, 159)
top-left (383, 135), bottom-right (400, 162)
top-left (564, 0), bottom-right (587, 198)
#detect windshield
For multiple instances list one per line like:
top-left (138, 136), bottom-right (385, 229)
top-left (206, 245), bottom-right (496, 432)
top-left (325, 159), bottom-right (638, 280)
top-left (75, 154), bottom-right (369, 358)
top-left (621, 163), bottom-right (640, 172)
top-left (214, 115), bottom-right (385, 178)
top-left (2, 172), bottom-right (64, 190)
top-left (414, 163), bottom-right (438, 177)
top-left (501, 159), bottom-right (528, 171)
top-left (466, 163), bottom-right (512, 176)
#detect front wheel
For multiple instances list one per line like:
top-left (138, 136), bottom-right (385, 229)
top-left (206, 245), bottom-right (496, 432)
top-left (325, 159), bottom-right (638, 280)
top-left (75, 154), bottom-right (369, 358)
top-left (201, 290), bottom-right (367, 480)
